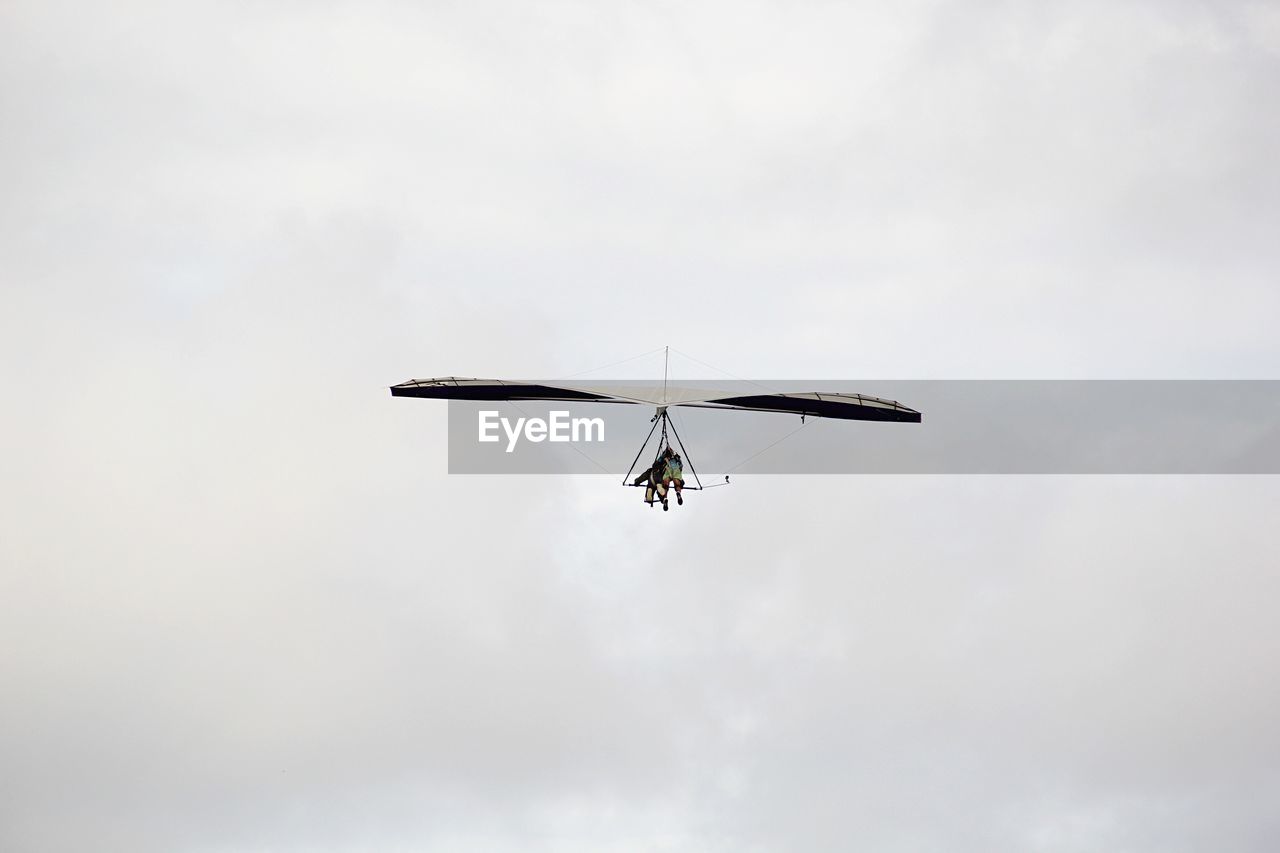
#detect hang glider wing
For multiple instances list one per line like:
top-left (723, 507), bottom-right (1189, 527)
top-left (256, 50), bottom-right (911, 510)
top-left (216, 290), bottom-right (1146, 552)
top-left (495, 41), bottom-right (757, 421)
top-left (685, 392), bottom-right (921, 422)
top-left (390, 377), bottom-right (620, 403)
top-left (391, 378), bottom-right (921, 423)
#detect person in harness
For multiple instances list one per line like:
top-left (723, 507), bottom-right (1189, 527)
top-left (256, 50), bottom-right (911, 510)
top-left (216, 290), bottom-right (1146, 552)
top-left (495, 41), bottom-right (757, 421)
top-left (661, 446), bottom-right (685, 506)
top-left (632, 456), bottom-right (669, 510)
top-left (632, 447), bottom-right (685, 510)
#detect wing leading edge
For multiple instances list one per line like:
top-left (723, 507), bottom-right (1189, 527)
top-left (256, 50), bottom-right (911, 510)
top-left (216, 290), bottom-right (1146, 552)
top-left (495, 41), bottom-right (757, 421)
top-left (390, 378), bottom-right (921, 422)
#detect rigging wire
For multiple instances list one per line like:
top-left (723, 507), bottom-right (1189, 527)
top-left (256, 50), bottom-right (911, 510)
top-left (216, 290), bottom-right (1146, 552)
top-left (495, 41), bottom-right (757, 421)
top-left (667, 347), bottom-right (790, 398)
top-left (720, 416), bottom-right (816, 476)
top-left (564, 347), bottom-right (667, 379)
top-left (502, 398), bottom-right (615, 476)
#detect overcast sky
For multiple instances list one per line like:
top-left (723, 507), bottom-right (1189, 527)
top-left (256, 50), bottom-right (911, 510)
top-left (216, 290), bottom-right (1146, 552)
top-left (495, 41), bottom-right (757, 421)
top-left (3, 1), bottom-right (1280, 851)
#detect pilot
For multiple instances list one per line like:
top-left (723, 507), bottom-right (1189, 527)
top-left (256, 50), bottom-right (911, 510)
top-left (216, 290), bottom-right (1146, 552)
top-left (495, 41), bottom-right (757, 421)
top-left (661, 447), bottom-right (685, 506)
top-left (632, 456), bottom-right (670, 510)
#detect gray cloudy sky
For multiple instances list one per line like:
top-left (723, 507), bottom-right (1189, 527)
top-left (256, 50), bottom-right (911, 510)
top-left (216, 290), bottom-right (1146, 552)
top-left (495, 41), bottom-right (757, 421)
top-left (3, 1), bottom-right (1280, 851)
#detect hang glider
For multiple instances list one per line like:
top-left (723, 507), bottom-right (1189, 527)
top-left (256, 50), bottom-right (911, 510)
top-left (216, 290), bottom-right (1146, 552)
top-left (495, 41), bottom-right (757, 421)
top-left (389, 377), bottom-right (922, 423)
top-left (391, 372), bottom-right (921, 510)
